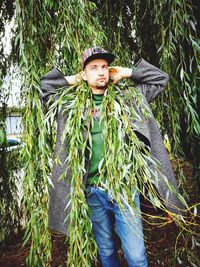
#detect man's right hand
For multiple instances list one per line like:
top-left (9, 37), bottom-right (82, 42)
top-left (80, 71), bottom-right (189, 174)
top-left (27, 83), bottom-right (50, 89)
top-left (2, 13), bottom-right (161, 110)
top-left (65, 72), bottom-right (83, 85)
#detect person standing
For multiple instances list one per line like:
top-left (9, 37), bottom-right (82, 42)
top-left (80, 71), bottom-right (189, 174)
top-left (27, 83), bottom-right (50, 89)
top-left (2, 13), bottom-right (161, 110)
top-left (41, 46), bottom-right (184, 267)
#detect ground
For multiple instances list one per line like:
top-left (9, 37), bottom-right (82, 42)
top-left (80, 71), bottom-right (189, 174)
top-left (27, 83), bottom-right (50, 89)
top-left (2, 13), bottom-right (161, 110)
top-left (0, 160), bottom-right (199, 267)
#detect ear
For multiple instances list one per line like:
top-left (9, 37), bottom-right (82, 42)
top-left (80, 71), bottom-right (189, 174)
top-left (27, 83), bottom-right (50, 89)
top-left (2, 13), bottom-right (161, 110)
top-left (81, 71), bottom-right (87, 81)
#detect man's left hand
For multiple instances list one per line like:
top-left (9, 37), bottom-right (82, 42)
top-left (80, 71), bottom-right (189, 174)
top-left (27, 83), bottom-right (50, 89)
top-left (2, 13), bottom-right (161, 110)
top-left (109, 67), bottom-right (132, 84)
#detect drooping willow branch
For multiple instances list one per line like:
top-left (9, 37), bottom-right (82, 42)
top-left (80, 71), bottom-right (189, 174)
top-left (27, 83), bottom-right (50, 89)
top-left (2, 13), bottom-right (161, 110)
top-left (45, 82), bottom-right (200, 266)
top-left (13, 1), bottom-right (200, 266)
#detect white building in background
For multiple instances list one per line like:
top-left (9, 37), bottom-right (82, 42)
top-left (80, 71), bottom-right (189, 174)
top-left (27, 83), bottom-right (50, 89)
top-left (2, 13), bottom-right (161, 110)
top-left (3, 69), bottom-right (23, 142)
top-left (5, 68), bottom-right (22, 140)
top-left (6, 114), bottom-right (22, 136)
top-left (1, 11), bottom-right (23, 142)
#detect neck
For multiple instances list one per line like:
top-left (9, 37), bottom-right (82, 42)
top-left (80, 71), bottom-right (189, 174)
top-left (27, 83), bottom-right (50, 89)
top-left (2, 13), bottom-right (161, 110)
top-left (90, 86), bottom-right (105, 95)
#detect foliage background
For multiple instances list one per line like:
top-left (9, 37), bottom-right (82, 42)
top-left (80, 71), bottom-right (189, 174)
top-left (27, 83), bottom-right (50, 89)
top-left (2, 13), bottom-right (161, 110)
top-left (0, 0), bottom-right (199, 266)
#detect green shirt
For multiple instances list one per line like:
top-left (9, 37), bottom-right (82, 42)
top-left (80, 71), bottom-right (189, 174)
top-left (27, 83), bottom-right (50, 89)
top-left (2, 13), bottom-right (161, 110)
top-left (87, 94), bottom-right (104, 185)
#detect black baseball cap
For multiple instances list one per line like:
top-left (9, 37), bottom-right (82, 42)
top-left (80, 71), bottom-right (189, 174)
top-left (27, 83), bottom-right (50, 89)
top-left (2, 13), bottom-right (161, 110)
top-left (81, 46), bottom-right (115, 69)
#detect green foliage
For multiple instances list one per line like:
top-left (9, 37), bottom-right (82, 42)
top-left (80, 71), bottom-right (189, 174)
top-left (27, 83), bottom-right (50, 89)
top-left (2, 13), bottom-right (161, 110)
top-left (0, 145), bottom-right (22, 243)
top-left (52, 0), bottom-right (106, 72)
top-left (45, 81), bottom-right (199, 265)
top-left (0, 75), bottom-right (21, 243)
top-left (0, 0), bottom-right (16, 76)
top-left (59, 83), bottom-right (97, 266)
top-left (15, 1), bottom-right (56, 265)
top-left (16, 0), bottom-right (106, 266)
top-left (146, 0), bottom-right (200, 155)
top-left (0, 0), bottom-right (199, 266)
top-left (94, 0), bottom-right (200, 158)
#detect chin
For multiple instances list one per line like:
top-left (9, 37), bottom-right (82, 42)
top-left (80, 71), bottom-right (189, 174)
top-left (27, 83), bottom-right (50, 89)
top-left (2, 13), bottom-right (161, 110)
top-left (96, 82), bottom-right (108, 89)
top-left (95, 87), bottom-right (106, 92)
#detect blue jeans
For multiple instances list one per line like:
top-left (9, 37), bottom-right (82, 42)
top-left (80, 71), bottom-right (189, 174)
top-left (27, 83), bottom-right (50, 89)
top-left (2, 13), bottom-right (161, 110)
top-left (86, 186), bottom-right (148, 267)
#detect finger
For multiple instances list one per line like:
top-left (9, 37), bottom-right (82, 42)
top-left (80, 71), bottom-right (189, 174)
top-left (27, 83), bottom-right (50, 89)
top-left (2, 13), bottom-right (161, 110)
top-left (109, 68), bottom-right (118, 74)
top-left (109, 68), bottom-right (116, 72)
top-left (109, 69), bottom-right (117, 75)
top-left (108, 66), bottom-right (120, 69)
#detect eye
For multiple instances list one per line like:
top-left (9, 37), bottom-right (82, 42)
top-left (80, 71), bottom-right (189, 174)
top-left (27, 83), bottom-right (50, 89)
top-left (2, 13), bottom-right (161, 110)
top-left (90, 66), bottom-right (97, 70)
top-left (102, 65), bottom-right (108, 69)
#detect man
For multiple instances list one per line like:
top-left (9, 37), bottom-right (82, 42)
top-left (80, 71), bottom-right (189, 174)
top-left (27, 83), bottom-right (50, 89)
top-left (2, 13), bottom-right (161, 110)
top-left (41, 46), bottom-right (184, 267)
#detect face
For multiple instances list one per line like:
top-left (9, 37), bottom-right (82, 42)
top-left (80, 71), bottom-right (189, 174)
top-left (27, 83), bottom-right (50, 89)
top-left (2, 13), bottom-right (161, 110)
top-left (82, 58), bottom-right (109, 94)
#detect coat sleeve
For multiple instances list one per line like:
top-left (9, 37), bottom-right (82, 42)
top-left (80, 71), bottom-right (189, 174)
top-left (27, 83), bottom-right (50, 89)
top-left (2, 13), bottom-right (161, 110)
top-left (40, 67), bottom-right (69, 106)
top-left (130, 59), bottom-right (169, 103)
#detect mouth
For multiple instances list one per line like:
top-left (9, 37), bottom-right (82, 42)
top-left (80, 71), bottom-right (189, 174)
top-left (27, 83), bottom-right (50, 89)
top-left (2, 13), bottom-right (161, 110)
top-left (97, 78), bottom-right (106, 81)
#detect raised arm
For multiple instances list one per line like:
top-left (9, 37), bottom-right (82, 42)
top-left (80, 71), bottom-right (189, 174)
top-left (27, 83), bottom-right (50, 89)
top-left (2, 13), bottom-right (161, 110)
top-left (130, 59), bottom-right (169, 103)
top-left (109, 59), bottom-right (169, 103)
top-left (40, 67), bottom-right (81, 106)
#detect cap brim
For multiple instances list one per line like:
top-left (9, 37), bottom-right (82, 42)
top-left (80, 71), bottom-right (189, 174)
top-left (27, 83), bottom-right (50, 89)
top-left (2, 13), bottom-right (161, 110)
top-left (83, 53), bottom-right (115, 69)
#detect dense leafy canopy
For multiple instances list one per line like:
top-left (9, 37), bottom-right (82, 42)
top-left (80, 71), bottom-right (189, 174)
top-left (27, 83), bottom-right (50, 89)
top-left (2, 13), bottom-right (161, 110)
top-left (0, 0), bottom-right (199, 266)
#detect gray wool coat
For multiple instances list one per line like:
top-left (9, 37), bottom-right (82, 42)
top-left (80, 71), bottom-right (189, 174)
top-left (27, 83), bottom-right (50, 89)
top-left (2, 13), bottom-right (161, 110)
top-left (40, 59), bottom-right (185, 234)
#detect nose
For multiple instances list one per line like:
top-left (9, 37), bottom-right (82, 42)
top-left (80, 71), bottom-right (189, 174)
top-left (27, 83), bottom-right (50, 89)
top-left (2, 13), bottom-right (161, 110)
top-left (98, 67), bottom-right (105, 76)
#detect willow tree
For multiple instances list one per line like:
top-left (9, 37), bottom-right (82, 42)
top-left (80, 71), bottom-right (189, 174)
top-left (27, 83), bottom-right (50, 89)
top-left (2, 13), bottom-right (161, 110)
top-left (0, 0), bottom-right (21, 244)
top-left (16, 0), bottom-right (106, 266)
top-left (88, 0), bottom-right (200, 198)
top-left (94, 0), bottom-right (200, 181)
top-left (0, 0), bottom-right (199, 266)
